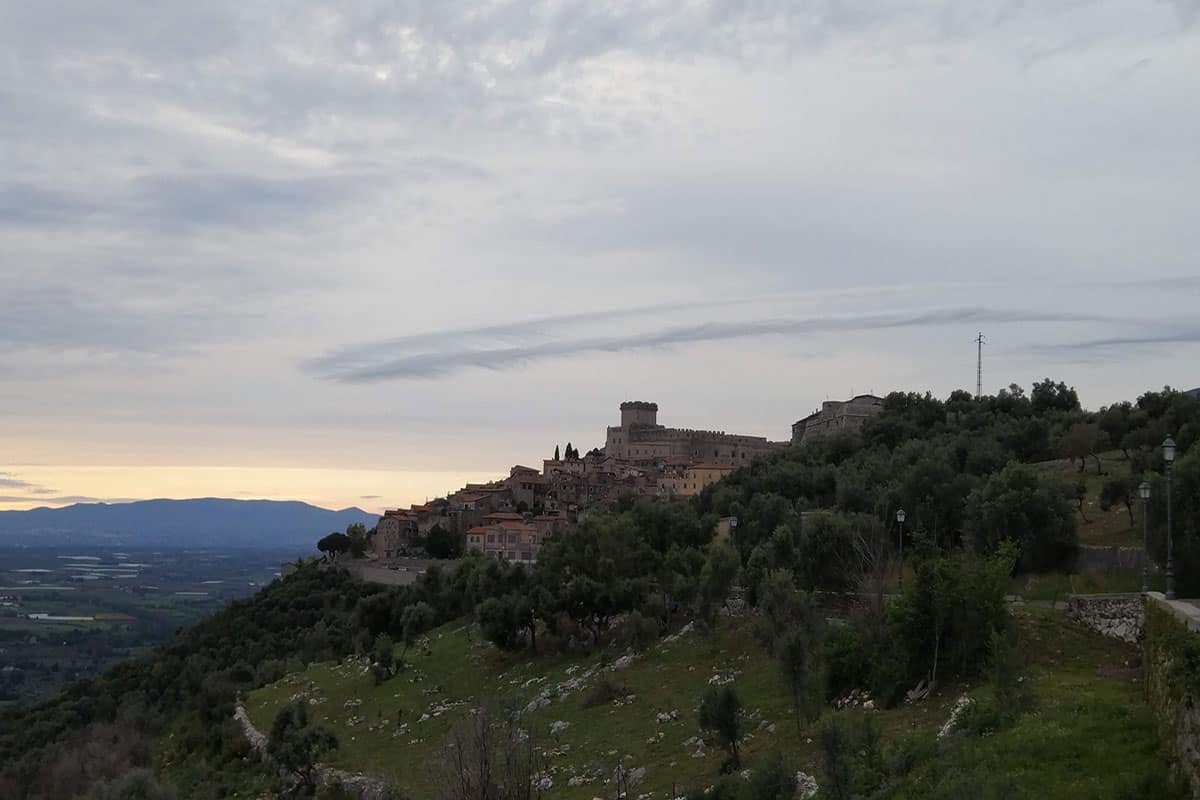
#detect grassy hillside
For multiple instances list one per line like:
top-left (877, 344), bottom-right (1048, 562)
top-left (247, 607), bottom-right (1174, 799)
top-left (1036, 451), bottom-right (1141, 548)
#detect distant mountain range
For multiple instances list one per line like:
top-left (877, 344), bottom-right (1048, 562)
top-left (0, 498), bottom-right (378, 549)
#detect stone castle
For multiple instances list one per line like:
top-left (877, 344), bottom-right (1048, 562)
top-left (605, 401), bottom-right (780, 466)
top-left (791, 394), bottom-right (884, 444)
top-left (374, 395), bottom-right (882, 563)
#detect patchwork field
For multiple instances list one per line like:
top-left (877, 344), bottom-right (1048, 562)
top-left (247, 606), bottom-right (1175, 799)
top-left (0, 547), bottom-right (295, 707)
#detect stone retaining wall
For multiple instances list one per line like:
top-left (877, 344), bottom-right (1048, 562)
top-left (234, 703), bottom-right (394, 800)
top-left (1143, 593), bottom-right (1200, 798)
top-left (1073, 544), bottom-right (1158, 576)
top-left (1066, 593), bottom-right (1144, 643)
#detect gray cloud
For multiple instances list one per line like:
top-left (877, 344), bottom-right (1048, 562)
top-left (1042, 327), bottom-right (1200, 352)
top-left (303, 295), bottom-right (795, 376)
top-left (0, 173), bottom-right (375, 233)
top-left (0, 182), bottom-right (102, 227)
top-left (311, 306), bottom-right (1119, 383)
top-left (0, 285), bottom-right (257, 355)
top-left (0, 474), bottom-right (41, 491)
top-left (0, 495), bottom-right (134, 505)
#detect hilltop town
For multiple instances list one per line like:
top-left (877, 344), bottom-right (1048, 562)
top-left (373, 396), bottom-right (883, 564)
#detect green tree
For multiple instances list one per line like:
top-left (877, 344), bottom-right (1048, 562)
top-left (1073, 480), bottom-right (1090, 523)
top-left (346, 523), bottom-right (368, 558)
top-left (817, 714), bottom-right (854, 800)
top-left (964, 463), bottom-right (1076, 572)
top-left (698, 539), bottom-right (739, 624)
top-left (698, 684), bottom-right (743, 769)
top-left (1031, 378), bottom-right (1081, 415)
top-left (477, 594), bottom-right (525, 651)
top-left (425, 524), bottom-right (462, 559)
top-left (1099, 476), bottom-right (1137, 525)
top-left (268, 701), bottom-right (339, 791)
top-left (776, 621), bottom-right (823, 735)
top-left (317, 532), bottom-right (350, 561)
top-left (372, 633), bottom-right (395, 684)
top-left (84, 770), bottom-right (177, 800)
top-left (400, 601), bottom-right (435, 656)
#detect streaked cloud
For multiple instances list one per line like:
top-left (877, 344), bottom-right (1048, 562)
top-left (310, 306), bottom-right (1124, 383)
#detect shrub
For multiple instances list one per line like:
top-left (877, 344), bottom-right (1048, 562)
top-left (619, 610), bottom-right (661, 652)
top-left (988, 626), bottom-right (1030, 713)
top-left (745, 751), bottom-right (797, 800)
top-left (371, 634), bottom-right (395, 685)
top-left (699, 685), bottom-right (743, 770)
top-left (817, 714), bottom-right (854, 800)
top-left (951, 698), bottom-right (1004, 737)
top-left (581, 678), bottom-right (627, 708)
top-left (823, 623), bottom-right (869, 701)
top-left (886, 732), bottom-right (938, 777)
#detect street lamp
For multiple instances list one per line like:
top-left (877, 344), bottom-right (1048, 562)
top-left (896, 508), bottom-right (907, 591)
top-left (1163, 437), bottom-right (1177, 600)
top-left (1138, 481), bottom-right (1151, 593)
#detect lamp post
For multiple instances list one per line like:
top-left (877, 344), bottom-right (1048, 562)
top-left (896, 508), bottom-right (907, 591)
top-left (1139, 481), bottom-right (1151, 594)
top-left (1163, 437), bottom-right (1177, 600)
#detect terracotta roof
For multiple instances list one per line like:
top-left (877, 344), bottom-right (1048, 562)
top-left (511, 465), bottom-right (540, 473)
top-left (457, 493), bottom-right (487, 503)
top-left (495, 521), bottom-right (536, 533)
top-left (466, 526), bottom-right (492, 535)
top-left (484, 512), bottom-right (525, 521)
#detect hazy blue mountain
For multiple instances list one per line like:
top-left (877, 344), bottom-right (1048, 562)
top-left (0, 498), bottom-right (378, 549)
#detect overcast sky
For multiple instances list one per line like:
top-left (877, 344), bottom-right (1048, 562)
top-left (2, 1), bottom-right (1198, 514)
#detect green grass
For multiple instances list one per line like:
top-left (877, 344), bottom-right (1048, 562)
top-left (1008, 572), bottom-right (1165, 603)
top-left (1036, 451), bottom-right (1142, 548)
top-left (891, 606), bottom-right (1180, 799)
top-left (247, 607), bottom-right (1176, 799)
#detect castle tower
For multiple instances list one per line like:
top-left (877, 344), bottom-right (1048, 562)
top-left (619, 401), bottom-right (659, 428)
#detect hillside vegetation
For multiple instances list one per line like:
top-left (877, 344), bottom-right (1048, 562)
top-left (2, 381), bottom-right (1198, 799)
top-left (246, 607), bottom-right (1178, 799)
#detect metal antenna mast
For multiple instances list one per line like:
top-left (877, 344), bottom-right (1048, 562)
top-left (975, 332), bottom-right (987, 399)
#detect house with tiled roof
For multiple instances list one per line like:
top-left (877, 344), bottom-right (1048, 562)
top-left (465, 519), bottom-right (548, 563)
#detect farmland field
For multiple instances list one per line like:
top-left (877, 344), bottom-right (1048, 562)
top-left (0, 546), bottom-right (300, 707)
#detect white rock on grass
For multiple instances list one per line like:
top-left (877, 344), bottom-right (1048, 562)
top-left (551, 720), bottom-right (572, 736)
top-left (938, 694), bottom-right (975, 739)
top-left (613, 653), bottom-right (638, 670)
top-left (795, 771), bottom-right (819, 799)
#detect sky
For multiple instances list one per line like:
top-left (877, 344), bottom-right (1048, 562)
top-left (2, 0), bottom-right (1199, 515)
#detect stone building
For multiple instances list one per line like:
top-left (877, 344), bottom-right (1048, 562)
top-left (604, 401), bottom-right (779, 466)
top-left (658, 463), bottom-right (735, 497)
top-left (791, 394), bottom-right (884, 444)
top-left (374, 510), bottom-right (419, 559)
top-left (465, 519), bottom-right (546, 563)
